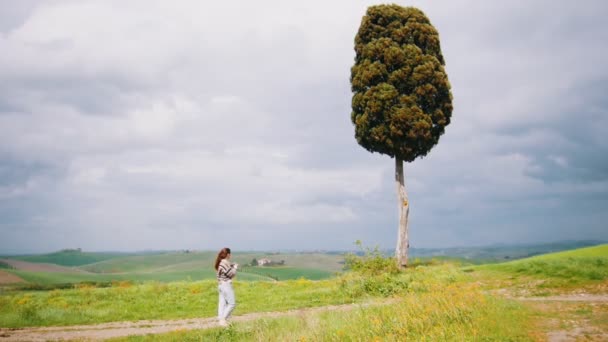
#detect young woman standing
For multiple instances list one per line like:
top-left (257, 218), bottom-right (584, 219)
top-left (214, 247), bottom-right (238, 326)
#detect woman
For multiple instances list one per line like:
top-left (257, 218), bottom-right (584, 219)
top-left (214, 247), bottom-right (238, 326)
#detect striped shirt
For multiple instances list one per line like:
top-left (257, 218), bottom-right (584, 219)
top-left (217, 259), bottom-right (237, 282)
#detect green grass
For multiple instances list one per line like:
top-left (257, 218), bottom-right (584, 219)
top-left (79, 252), bottom-right (344, 275)
top-left (2, 251), bottom-right (339, 286)
top-left (112, 284), bottom-right (535, 342)
top-left (2, 244), bottom-right (605, 339)
top-left (5, 269), bottom-right (270, 286)
top-left (79, 252), bottom-right (215, 273)
top-left (474, 244), bottom-right (608, 285)
top-left (250, 253), bottom-right (346, 273)
top-left (7, 251), bottom-right (131, 267)
top-left (0, 263), bottom-right (465, 328)
top-left (240, 266), bottom-right (334, 280)
top-left (0, 278), bottom-right (344, 328)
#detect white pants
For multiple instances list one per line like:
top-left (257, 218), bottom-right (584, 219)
top-left (218, 281), bottom-right (236, 320)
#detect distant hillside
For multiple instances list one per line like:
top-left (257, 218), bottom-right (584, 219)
top-left (4, 249), bottom-right (132, 266)
top-left (80, 251), bottom-right (216, 273)
top-left (407, 240), bottom-right (606, 263)
top-left (0, 251), bottom-right (344, 286)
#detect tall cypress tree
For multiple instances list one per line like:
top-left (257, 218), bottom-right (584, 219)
top-left (351, 5), bottom-right (453, 267)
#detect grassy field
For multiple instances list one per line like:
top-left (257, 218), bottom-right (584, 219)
top-left (79, 252), bottom-right (343, 274)
top-left (0, 262), bottom-right (467, 328)
top-left (7, 268), bottom-right (271, 286)
top-left (0, 251), bottom-right (344, 287)
top-left (1, 244), bottom-right (606, 340)
top-left (240, 266), bottom-right (334, 281)
top-left (108, 244), bottom-right (608, 341)
top-left (79, 252), bottom-right (216, 273)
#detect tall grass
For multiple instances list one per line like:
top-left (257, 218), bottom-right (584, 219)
top-left (113, 283), bottom-right (535, 342)
top-left (0, 277), bottom-right (352, 328)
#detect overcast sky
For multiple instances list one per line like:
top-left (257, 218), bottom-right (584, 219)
top-left (1, 0), bottom-right (607, 254)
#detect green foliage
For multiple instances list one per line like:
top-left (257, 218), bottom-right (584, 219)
top-left (344, 241), bottom-right (399, 276)
top-left (339, 243), bottom-right (465, 298)
top-left (351, 4), bottom-right (452, 162)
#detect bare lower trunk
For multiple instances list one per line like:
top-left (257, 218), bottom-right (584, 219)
top-left (395, 158), bottom-right (409, 268)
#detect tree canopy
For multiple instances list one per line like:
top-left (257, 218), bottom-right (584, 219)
top-left (351, 5), bottom-right (453, 162)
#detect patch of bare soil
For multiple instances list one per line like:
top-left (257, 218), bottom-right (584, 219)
top-left (0, 270), bottom-right (23, 284)
top-left (484, 278), bottom-right (608, 341)
top-left (0, 301), bottom-right (392, 341)
top-left (524, 300), bottom-right (608, 342)
top-left (0, 259), bottom-right (89, 274)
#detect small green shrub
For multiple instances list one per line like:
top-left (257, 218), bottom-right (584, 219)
top-left (344, 241), bottom-right (399, 276)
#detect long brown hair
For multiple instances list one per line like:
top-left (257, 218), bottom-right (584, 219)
top-left (214, 247), bottom-right (231, 270)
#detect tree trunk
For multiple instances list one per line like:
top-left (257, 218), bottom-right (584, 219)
top-left (395, 157), bottom-right (409, 268)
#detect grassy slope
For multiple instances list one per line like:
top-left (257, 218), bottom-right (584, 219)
top-left (474, 244), bottom-right (608, 284)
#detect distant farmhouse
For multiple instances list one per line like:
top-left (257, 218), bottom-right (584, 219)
top-left (252, 258), bottom-right (285, 266)
top-left (257, 258), bottom-right (272, 266)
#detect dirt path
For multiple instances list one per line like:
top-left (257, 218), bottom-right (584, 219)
top-left (512, 294), bottom-right (608, 342)
top-left (0, 301), bottom-right (387, 341)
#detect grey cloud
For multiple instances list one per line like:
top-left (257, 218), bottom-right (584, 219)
top-left (0, 0), bottom-right (45, 33)
top-left (0, 1), bottom-right (607, 253)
